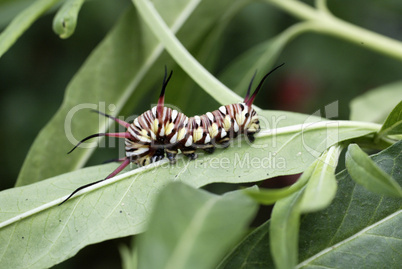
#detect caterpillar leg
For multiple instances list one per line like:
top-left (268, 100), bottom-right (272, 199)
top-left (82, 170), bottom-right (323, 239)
top-left (182, 150), bottom-right (198, 160)
top-left (151, 148), bottom-right (165, 162)
top-left (166, 149), bottom-right (178, 163)
top-left (202, 145), bottom-right (215, 154)
top-left (138, 156), bottom-right (152, 166)
top-left (217, 138), bottom-right (230, 149)
top-left (246, 133), bottom-right (256, 143)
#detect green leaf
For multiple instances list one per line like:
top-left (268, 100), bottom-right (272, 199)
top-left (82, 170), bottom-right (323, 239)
top-left (0, 0), bottom-right (32, 28)
top-left (0, 119), bottom-right (379, 268)
top-left (119, 238), bottom-right (138, 269)
top-left (214, 140), bottom-right (402, 269)
top-left (270, 188), bottom-right (305, 269)
top-left (137, 183), bottom-right (258, 269)
top-left (378, 100), bottom-right (402, 137)
top-left (0, 0), bottom-right (61, 58)
top-left (52, 0), bottom-right (85, 39)
top-left (345, 143), bottom-right (402, 197)
top-left (300, 145), bottom-right (342, 213)
top-left (217, 220), bottom-right (274, 269)
top-left (350, 81), bottom-right (402, 123)
top-left (298, 140), bottom-right (402, 268)
top-left (1, 163), bottom-right (156, 269)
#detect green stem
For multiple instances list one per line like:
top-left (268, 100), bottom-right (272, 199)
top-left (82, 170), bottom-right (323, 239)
top-left (266, 0), bottom-right (402, 61)
top-left (315, 0), bottom-right (328, 12)
top-left (131, 0), bottom-right (243, 105)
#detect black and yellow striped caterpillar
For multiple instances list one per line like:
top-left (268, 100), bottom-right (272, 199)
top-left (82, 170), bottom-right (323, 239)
top-left (61, 64), bottom-right (284, 204)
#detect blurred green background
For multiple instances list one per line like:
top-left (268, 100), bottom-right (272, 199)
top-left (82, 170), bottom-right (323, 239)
top-left (1, 0), bottom-right (401, 267)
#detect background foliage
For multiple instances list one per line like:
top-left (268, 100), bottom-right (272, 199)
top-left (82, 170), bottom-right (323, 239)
top-left (0, 0), bottom-right (401, 268)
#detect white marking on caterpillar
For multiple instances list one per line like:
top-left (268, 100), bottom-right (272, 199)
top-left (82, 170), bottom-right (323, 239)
top-left (172, 110), bottom-right (178, 122)
top-left (185, 136), bottom-right (193, 147)
top-left (159, 124), bottom-right (165, 136)
top-left (194, 115), bottom-right (201, 126)
top-left (126, 147), bottom-right (149, 156)
top-left (170, 132), bottom-right (178, 144)
top-left (233, 120), bottom-right (239, 132)
top-left (206, 112), bottom-right (214, 122)
top-left (205, 133), bottom-right (211, 143)
top-left (134, 118), bottom-right (141, 129)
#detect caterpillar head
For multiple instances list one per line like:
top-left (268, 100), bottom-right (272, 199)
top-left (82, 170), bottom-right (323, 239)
top-left (245, 107), bottom-right (260, 134)
top-left (240, 104), bottom-right (260, 137)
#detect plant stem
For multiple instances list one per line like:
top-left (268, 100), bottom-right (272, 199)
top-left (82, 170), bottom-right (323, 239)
top-left (315, 0), bottom-right (329, 13)
top-left (266, 0), bottom-right (402, 61)
top-left (131, 0), bottom-right (243, 105)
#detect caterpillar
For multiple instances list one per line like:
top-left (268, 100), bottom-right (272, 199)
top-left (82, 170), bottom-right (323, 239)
top-left (60, 64), bottom-right (284, 204)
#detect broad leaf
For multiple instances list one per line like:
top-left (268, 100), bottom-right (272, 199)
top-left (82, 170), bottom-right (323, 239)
top-left (0, 0), bottom-right (33, 28)
top-left (378, 100), bottom-right (402, 137)
top-left (0, 119), bottom-right (379, 268)
top-left (137, 183), bottom-right (257, 269)
top-left (214, 140), bottom-right (402, 268)
top-left (270, 188), bottom-right (305, 269)
top-left (345, 143), bottom-right (402, 197)
top-left (300, 145), bottom-right (341, 213)
top-left (217, 220), bottom-right (274, 269)
top-left (298, 140), bottom-right (402, 268)
top-left (349, 81), bottom-right (402, 123)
